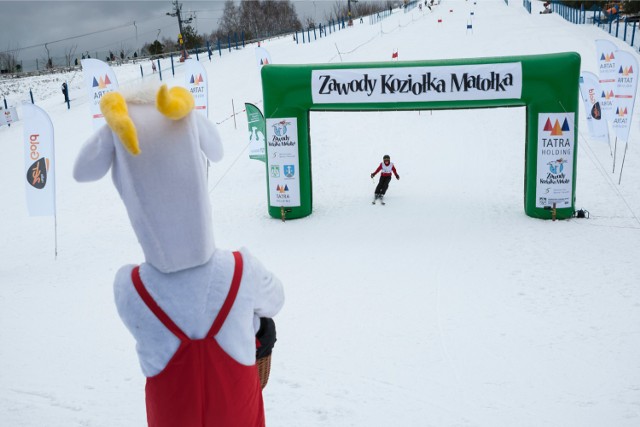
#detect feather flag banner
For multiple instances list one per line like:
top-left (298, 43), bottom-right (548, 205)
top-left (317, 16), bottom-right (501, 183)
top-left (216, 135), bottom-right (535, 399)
top-left (23, 103), bottom-right (56, 217)
top-left (81, 58), bottom-right (119, 129)
top-left (184, 59), bottom-right (209, 117)
top-left (611, 50), bottom-right (638, 142)
top-left (579, 71), bottom-right (608, 140)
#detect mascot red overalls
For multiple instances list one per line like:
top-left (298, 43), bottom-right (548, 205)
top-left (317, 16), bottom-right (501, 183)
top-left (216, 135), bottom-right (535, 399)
top-left (74, 83), bottom-right (284, 427)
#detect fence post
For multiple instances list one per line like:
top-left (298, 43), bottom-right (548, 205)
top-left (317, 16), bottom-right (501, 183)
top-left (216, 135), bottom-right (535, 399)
top-left (624, 19), bottom-right (628, 42)
top-left (295, 31), bottom-right (299, 44)
top-left (242, 31), bottom-right (245, 47)
top-left (308, 28), bottom-right (311, 41)
top-left (30, 89), bottom-right (34, 104)
top-left (196, 46), bottom-right (199, 61)
top-left (65, 81), bottom-right (70, 110)
top-left (632, 22), bottom-right (637, 46)
top-left (158, 59), bottom-right (162, 81)
top-left (616, 16), bottom-right (620, 37)
top-left (303, 28), bottom-right (306, 43)
top-left (171, 54), bottom-right (175, 76)
top-left (140, 64), bottom-right (144, 78)
top-left (314, 27), bottom-right (317, 40)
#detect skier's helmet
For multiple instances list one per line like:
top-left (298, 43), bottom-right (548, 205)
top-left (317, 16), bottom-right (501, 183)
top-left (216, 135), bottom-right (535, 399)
top-left (383, 154), bottom-right (390, 162)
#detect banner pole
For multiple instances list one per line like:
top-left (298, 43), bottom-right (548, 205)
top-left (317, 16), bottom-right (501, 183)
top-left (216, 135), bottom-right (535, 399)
top-left (232, 99), bottom-right (237, 129)
top-left (618, 141), bottom-right (629, 184)
top-left (607, 132), bottom-right (613, 157)
top-left (612, 136), bottom-right (617, 173)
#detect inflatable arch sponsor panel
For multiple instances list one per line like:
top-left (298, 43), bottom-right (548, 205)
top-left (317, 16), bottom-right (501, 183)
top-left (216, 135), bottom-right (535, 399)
top-left (261, 52), bottom-right (580, 220)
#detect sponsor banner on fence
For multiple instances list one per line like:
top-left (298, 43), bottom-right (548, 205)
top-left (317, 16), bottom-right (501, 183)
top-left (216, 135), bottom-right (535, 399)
top-left (0, 106), bottom-right (19, 126)
top-left (245, 103), bottom-right (266, 162)
top-left (23, 104), bottom-right (56, 216)
top-left (255, 47), bottom-right (272, 67)
top-left (266, 118), bottom-right (300, 207)
top-left (612, 50), bottom-right (638, 142)
top-left (184, 59), bottom-right (208, 117)
top-left (536, 113), bottom-right (574, 209)
top-left (595, 39), bottom-right (618, 121)
top-left (81, 58), bottom-right (119, 128)
top-left (311, 62), bottom-right (523, 104)
top-left (579, 71), bottom-right (608, 140)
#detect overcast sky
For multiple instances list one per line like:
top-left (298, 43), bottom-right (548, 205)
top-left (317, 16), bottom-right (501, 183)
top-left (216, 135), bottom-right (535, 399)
top-left (1, 1), bottom-right (337, 64)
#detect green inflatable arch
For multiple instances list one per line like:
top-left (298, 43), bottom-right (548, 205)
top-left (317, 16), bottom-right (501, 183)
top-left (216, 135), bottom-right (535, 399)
top-left (261, 52), bottom-right (580, 220)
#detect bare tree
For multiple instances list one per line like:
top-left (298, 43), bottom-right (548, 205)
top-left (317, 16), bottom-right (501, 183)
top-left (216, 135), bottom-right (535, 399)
top-left (64, 44), bottom-right (78, 67)
top-left (43, 44), bottom-right (54, 69)
top-left (0, 42), bottom-right (21, 72)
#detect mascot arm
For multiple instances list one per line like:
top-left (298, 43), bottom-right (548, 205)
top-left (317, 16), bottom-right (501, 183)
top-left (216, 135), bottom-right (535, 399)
top-left (196, 115), bottom-right (224, 163)
top-left (240, 248), bottom-right (285, 319)
top-left (73, 126), bottom-right (116, 182)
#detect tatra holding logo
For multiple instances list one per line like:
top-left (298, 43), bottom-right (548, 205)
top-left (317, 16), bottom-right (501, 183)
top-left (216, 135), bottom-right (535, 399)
top-left (540, 117), bottom-right (572, 157)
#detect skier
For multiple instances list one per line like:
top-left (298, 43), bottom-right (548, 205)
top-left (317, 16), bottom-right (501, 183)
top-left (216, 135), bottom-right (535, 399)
top-left (371, 154), bottom-right (400, 204)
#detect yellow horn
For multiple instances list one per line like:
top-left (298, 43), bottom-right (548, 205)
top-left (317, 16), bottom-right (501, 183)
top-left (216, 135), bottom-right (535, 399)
top-left (156, 84), bottom-right (195, 120)
top-left (100, 92), bottom-right (140, 156)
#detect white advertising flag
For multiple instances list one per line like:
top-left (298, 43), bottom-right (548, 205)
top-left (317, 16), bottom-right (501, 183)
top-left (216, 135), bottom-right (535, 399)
top-left (579, 71), bottom-right (608, 140)
top-left (23, 104), bottom-right (56, 216)
top-left (595, 39), bottom-right (618, 121)
top-left (184, 59), bottom-right (209, 117)
top-left (255, 47), bottom-right (272, 67)
top-left (612, 50), bottom-right (639, 142)
top-left (81, 58), bottom-right (119, 128)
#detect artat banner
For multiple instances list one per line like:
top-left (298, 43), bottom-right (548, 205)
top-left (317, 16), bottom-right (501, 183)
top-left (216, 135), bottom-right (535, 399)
top-left (184, 59), bottom-right (208, 117)
top-left (612, 50), bottom-right (638, 142)
top-left (23, 104), bottom-right (56, 216)
top-left (81, 58), bottom-right (119, 129)
top-left (311, 62), bottom-right (523, 104)
top-left (245, 103), bottom-right (266, 162)
top-left (595, 39), bottom-right (618, 121)
top-left (536, 113), bottom-right (574, 209)
top-left (266, 118), bottom-right (300, 207)
top-left (579, 71), bottom-right (608, 140)
top-left (0, 106), bottom-right (19, 126)
top-left (255, 47), bottom-right (272, 67)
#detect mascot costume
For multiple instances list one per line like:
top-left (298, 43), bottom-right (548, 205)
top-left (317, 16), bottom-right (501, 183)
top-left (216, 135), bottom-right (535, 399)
top-left (74, 83), bottom-right (284, 427)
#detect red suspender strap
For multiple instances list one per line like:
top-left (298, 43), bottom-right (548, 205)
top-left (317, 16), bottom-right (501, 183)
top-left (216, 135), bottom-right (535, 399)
top-left (207, 251), bottom-right (243, 339)
top-left (131, 266), bottom-right (189, 342)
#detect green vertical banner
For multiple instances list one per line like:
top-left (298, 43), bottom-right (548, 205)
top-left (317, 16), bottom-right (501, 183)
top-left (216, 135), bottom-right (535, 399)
top-left (245, 103), bottom-right (266, 162)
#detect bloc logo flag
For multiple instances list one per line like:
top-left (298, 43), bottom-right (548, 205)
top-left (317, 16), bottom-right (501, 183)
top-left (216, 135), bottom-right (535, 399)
top-left (579, 71), bottom-right (608, 140)
top-left (245, 103), bottom-right (266, 162)
top-left (81, 58), bottom-right (119, 129)
top-left (612, 49), bottom-right (639, 142)
top-left (255, 47), bottom-right (272, 68)
top-left (22, 104), bottom-right (56, 216)
top-left (595, 39), bottom-right (619, 121)
top-left (184, 59), bottom-right (209, 117)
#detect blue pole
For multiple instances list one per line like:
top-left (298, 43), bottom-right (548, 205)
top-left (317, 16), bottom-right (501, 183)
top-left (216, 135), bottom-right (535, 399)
top-left (207, 41), bottom-right (211, 60)
top-left (157, 59), bottom-right (162, 81)
top-left (624, 19), bottom-right (628, 41)
top-left (295, 31), bottom-right (299, 44)
top-left (217, 39), bottom-right (222, 56)
top-left (314, 27), bottom-right (317, 40)
top-left (303, 28), bottom-right (305, 43)
top-left (616, 16), bottom-right (620, 37)
top-left (140, 64), bottom-right (144, 78)
top-left (308, 28), bottom-right (311, 42)
top-left (228, 34), bottom-right (231, 52)
top-left (30, 89), bottom-right (34, 104)
top-left (196, 46), bottom-right (199, 61)
top-left (632, 22), bottom-right (637, 46)
top-left (171, 54), bottom-right (175, 76)
top-left (3, 97), bottom-right (9, 127)
top-left (235, 32), bottom-right (238, 50)
top-left (65, 81), bottom-right (70, 110)
top-left (242, 31), bottom-right (245, 48)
